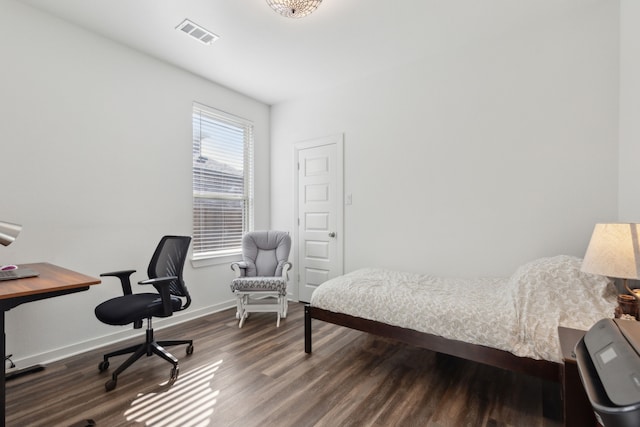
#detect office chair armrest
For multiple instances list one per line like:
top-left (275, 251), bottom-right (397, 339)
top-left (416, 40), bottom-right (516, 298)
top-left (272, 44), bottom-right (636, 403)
top-left (100, 269), bottom-right (137, 295)
top-left (231, 261), bottom-right (247, 278)
top-left (139, 276), bottom-right (178, 317)
top-left (281, 261), bottom-right (292, 280)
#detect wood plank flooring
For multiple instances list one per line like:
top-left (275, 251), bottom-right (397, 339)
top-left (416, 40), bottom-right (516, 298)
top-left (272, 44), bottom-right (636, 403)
top-left (6, 302), bottom-right (562, 427)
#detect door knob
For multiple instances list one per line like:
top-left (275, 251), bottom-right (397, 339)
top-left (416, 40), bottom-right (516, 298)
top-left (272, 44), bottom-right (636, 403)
top-left (328, 232), bottom-right (336, 238)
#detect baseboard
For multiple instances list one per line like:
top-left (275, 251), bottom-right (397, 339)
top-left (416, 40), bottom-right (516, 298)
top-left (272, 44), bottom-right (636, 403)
top-left (8, 300), bottom-right (236, 370)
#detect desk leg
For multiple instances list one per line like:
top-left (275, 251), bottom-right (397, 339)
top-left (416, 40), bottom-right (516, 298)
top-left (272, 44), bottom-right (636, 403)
top-left (0, 310), bottom-right (5, 427)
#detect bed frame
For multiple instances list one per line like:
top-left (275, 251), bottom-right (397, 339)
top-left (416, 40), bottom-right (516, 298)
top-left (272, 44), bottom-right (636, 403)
top-left (304, 305), bottom-right (561, 383)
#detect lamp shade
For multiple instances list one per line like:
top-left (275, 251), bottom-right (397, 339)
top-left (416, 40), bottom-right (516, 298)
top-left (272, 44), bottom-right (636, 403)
top-left (581, 223), bottom-right (640, 280)
top-left (0, 221), bottom-right (22, 247)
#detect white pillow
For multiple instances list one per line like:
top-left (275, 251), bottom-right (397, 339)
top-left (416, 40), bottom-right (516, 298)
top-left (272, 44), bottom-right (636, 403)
top-left (508, 255), bottom-right (617, 360)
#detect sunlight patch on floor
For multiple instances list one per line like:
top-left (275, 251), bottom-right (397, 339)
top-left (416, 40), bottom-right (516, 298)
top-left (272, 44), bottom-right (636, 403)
top-left (124, 360), bottom-right (223, 427)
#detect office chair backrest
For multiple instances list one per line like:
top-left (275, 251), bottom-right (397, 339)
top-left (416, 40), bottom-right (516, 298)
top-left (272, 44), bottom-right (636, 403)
top-left (242, 231), bottom-right (291, 277)
top-left (147, 235), bottom-right (191, 303)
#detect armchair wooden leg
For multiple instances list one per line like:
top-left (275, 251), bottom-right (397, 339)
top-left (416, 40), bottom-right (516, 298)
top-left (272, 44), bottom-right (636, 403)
top-left (238, 311), bottom-right (247, 328)
top-left (281, 296), bottom-right (288, 318)
top-left (235, 293), bottom-right (243, 320)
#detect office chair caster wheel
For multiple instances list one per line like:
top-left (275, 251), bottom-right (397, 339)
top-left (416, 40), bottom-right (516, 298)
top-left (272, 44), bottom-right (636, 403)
top-left (186, 344), bottom-right (194, 355)
top-left (98, 360), bottom-right (109, 372)
top-left (105, 378), bottom-right (117, 392)
top-left (168, 366), bottom-right (179, 385)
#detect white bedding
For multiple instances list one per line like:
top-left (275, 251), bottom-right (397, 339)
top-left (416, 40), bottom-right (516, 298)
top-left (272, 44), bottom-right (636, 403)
top-left (310, 255), bottom-right (618, 363)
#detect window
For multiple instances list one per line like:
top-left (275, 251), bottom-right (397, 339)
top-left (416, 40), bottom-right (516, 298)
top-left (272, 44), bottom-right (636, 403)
top-left (192, 103), bottom-right (254, 260)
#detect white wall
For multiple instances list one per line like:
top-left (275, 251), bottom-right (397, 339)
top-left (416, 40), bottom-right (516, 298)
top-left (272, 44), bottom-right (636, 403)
top-left (619, 0), bottom-right (640, 221)
top-left (271, 1), bottom-right (620, 283)
top-left (0, 0), bottom-right (626, 366)
top-left (0, 0), bottom-right (270, 366)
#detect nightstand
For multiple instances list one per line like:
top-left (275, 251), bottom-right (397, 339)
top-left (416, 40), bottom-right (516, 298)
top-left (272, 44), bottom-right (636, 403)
top-left (558, 326), bottom-right (599, 427)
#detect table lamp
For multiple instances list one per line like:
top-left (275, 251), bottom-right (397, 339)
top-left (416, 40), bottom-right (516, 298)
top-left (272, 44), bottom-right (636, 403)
top-left (581, 223), bottom-right (640, 299)
top-left (0, 221), bottom-right (21, 247)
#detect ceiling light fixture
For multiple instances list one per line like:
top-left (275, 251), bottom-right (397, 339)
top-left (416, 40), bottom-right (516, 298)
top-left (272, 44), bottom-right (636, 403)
top-left (266, 0), bottom-right (323, 18)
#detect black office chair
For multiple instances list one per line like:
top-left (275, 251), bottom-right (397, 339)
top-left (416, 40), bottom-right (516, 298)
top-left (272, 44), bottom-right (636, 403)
top-left (95, 235), bottom-right (194, 391)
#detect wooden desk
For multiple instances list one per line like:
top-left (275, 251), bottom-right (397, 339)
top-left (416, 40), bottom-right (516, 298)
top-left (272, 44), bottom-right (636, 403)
top-left (0, 263), bottom-right (100, 427)
top-left (558, 326), bottom-right (599, 427)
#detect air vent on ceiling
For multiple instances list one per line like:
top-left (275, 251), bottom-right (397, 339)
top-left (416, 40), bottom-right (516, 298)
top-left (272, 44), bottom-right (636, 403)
top-left (176, 19), bottom-right (219, 45)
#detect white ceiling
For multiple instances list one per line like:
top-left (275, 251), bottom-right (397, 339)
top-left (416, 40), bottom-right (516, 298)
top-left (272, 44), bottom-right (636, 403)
top-left (19, 0), bottom-right (592, 105)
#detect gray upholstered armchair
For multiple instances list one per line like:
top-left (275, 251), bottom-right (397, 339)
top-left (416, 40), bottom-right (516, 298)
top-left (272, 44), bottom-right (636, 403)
top-left (230, 230), bottom-right (292, 327)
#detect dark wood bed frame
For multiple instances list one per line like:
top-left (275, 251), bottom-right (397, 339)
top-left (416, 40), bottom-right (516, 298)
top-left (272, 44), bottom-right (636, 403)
top-left (304, 305), bottom-right (561, 383)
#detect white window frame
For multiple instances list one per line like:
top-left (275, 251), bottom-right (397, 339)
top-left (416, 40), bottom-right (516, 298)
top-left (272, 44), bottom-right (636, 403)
top-left (191, 102), bottom-right (254, 264)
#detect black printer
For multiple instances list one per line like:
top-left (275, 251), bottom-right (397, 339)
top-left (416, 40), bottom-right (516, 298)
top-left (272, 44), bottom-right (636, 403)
top-left (576, 318), bottom-right (640, 427)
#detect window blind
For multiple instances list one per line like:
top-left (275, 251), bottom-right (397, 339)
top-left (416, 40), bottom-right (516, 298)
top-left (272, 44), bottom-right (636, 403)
top-left (192, 103), bottom-right (254, 259)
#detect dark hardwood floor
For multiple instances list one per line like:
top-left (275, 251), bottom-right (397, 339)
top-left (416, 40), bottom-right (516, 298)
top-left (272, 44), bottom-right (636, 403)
top-left (6, 302), bottom-right (562, 426)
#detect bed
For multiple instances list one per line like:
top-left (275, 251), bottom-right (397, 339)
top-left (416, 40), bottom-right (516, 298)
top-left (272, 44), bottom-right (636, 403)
top-left (304, 255), bottom-right (618, 382)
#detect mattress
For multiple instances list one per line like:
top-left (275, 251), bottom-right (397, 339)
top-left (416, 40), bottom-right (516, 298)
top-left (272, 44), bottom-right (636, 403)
top-left (310, 255), bottom-right (618, 362)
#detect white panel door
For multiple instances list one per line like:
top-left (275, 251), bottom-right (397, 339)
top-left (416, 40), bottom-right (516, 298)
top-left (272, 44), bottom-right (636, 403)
top-left (296, 136), bottom-right (343, 302)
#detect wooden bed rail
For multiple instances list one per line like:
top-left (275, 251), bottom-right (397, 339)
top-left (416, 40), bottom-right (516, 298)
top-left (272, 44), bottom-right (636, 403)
top-left (304, 305), bottom-right (561, 383)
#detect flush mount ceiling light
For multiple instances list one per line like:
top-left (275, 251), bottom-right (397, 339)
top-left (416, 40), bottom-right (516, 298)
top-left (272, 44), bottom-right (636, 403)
top-left (266, 0), bottom-right (323, 18)
top-left (176, 19), bottom-right (219, 45)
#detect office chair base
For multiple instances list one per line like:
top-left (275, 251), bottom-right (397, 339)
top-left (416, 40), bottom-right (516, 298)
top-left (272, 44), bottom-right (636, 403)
top-left (104, 364), bottom-right (178, 392)
top-left (99, 328), bottom-right (193, 391)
